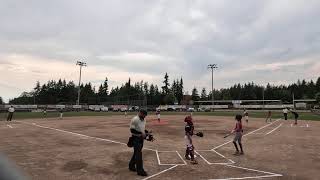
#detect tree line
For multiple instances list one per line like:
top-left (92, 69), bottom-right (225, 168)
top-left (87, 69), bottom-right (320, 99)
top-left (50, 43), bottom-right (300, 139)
top-left (7, 74), bottom-right (320, 105)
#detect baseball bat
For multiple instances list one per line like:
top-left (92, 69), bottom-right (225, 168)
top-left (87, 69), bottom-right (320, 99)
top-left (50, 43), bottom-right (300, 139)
top-left (223, 133), bottom-right (232, 138)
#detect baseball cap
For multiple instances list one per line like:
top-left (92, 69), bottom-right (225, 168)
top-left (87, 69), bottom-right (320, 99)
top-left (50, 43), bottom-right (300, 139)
top-left (139, 109), bottom-right (148, 116)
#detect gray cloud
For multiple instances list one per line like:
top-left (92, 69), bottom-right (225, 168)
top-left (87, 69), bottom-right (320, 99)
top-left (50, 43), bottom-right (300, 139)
top-left (1, 0), bottom-right (320, 102)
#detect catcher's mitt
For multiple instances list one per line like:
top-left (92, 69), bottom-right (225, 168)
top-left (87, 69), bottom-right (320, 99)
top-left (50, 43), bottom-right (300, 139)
top-left (196, 132), bottom-right (204, 137)
top-left (145, 130), bottom-right (155, 142)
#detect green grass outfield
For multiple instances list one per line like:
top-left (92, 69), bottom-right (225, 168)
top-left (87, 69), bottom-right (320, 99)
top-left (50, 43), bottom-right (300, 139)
top-left (1, 111), bottom-right (319, 121)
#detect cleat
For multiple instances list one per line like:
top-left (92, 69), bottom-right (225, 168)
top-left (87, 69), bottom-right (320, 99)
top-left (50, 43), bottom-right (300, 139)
top-left (137, 171), bottom-right (148, 176)
top-left (233, 151), bottom-right (240, 156)
top-left (129, 167), bottom-right (136, 172)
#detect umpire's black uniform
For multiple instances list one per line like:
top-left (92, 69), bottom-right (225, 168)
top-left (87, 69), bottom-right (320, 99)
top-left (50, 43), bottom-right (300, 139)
top-left (129, 110), bottom-right (148, 176)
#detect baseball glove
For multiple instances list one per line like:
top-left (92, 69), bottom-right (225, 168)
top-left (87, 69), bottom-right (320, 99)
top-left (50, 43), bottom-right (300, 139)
top-left (196, 132), bottom-right (204, 137)
top-left (145, 130), bottom-right (155, 142)
top-left (127, 137), bottom-right (134, 147)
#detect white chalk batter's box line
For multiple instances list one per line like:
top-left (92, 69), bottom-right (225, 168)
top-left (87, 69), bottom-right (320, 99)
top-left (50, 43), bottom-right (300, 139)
top-left (290, 123), bottom-right (310, 128)
top-left (156, 150), bottom-right (187, 166)
top-left (195, 150), bottom-right (235, 165)
top-left (0, 124), bottom-right (14, 129)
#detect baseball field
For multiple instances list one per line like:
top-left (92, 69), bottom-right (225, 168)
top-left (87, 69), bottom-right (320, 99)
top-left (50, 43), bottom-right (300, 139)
top-left (0, 113), bottom-right (319, 180)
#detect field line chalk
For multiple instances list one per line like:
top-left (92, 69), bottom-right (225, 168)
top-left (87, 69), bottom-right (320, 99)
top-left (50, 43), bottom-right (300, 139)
top-left (212, 149), bottom-right (235, 164)
top-left (195, 151), bottom-right (212, 165)
top-left (225, 164), bottom-right (282, 176)
top-left (156, 150), bottom-right (161, 165)
top-left (18, 121), bottom-right (129, 146)
top-left (212, 119), bottom-right (281, 150)
top-left (209, 174), bottom-right (282, 180)
top-left (141, 165), bottom-right (178, 180)
top-left (265, 123), bottom-right (283, 135)
top-left (176, 151), bottom-right (187, 165)
top-left (19, 121), bottom-right (158, 152)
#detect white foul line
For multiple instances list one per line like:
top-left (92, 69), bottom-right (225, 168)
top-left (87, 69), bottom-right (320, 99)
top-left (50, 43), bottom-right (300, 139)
top-left (225, 164), bottom-right (282, 176)
top-left (141, 165), bottom-right (178, 180)
top-left (212, 119), bottom-right (281, 150)
top-left (19, 121), bottom-right (128, 146)
top-left (7, 125), bottom-right (13, 128)
top-left (265, 123), bottom-right (283, 135)
top-left (19, 121), bottom-right (158, 152)
top-left (209, 174), bottom-right (282, 180)
top-left (208, 164), bottom-right (283, 180)
top-left (242, 119), bottom-right (281, 137)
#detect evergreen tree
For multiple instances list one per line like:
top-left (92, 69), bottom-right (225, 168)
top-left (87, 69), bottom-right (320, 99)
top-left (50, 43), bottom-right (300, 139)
top-left (103, 77), bottom-right (109, 95)
top-left (162, 73), bottom-right (170, 95)
top-left (201, 88), bottom-right (207, 100)
top-left (191, 87), bottom-right (200, 101)
top-left (316, 77), bottom-right (320, 92)
top-left (176, 78), bottom-right (184, 104)
top-left (316, 92), bottom-right (320, 104)
top-left (149, 84), bottom-right (156, 105)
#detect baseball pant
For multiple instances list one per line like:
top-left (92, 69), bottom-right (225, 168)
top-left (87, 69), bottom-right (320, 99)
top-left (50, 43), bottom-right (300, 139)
top-left (233, 132), bottom-right (242, 144)
top-left (7, 113), bottom-right (13, 121)
top-left (129, 136), bottom-right (145, 173)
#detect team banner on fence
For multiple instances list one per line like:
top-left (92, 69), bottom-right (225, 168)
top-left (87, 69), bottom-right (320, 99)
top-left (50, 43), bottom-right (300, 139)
top-left (4, 105), bottom-right (38, 109)
top-left (199, 105), bottom-right (229, 109)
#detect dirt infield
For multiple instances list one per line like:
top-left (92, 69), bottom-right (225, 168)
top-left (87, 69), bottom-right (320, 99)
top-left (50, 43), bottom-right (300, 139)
top-left (0, 115), bottom-right (319, 180)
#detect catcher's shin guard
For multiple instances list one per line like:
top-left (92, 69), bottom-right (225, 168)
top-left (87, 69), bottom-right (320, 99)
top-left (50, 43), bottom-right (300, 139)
top-left (185, 148), bottom-right (190, 160)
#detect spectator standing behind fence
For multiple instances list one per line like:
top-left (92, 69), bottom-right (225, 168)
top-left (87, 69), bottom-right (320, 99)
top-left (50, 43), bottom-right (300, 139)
top-left (266, 110), bottom-right (272, 123)
top-left (43, 108), bottom-right (47, 118)
top-left (283, 108), bottom-right (288, 120)
top-left (59, 108), bottom-right (63, 119)
top-left (7, 106), bottom-right (15, 121)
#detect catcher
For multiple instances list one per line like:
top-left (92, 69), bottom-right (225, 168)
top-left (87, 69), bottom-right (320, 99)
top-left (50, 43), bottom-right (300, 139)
top-left (184, 116), bottom-right (203, 164)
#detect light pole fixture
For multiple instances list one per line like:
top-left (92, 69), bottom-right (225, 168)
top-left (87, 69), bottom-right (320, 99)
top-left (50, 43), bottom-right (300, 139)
top-left (76, 61), bottom-right (87, 105)
top-left (208, 64), bottom-right (218, 106)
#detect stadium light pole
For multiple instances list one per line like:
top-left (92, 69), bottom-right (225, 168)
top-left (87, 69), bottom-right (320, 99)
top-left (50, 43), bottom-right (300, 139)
top-left (76, 61), bottom-right (87, 105)
top-left (208, 64), bottom-right (218, 106)
top-left (262, 87), bottom-right (265, 109)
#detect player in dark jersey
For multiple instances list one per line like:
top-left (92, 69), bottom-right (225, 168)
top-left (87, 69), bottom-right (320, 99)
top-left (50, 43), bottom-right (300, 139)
top-left (290, 109), bottom-right (299, 125)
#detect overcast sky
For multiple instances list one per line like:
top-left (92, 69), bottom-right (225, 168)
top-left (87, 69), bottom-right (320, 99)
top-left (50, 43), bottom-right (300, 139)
top-left (1, 0), bottom-right (320, 102)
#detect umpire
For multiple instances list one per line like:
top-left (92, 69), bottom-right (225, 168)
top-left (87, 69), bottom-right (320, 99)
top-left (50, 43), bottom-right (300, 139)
top-left (129, 109), bottom-right (148, 176)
